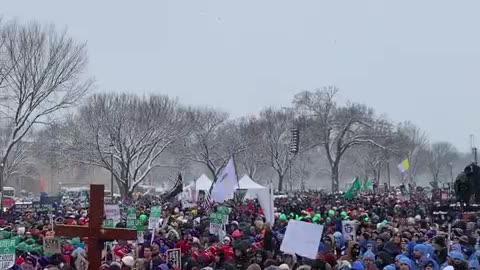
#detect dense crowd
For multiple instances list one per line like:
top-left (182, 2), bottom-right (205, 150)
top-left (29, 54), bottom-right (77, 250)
top-left (0, 188), bottom-right (477, 270)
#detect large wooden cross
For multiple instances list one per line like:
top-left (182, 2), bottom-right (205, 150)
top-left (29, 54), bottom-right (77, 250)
top-left (55, 184), bottom-right (137, 270)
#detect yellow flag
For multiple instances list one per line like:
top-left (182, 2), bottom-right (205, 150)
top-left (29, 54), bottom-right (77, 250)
top-left (398, 159), bottom-right (410, 173)
top-left (402, 159), bottom-right (410, 170)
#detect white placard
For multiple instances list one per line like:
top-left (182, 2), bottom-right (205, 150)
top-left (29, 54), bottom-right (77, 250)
top-left (104, 205), bottom-right (121, 225)
top-left (342, 220), bottom-right (357, 242)
top-left (280, 220), bottom-right (323, 259)
top-left (137, 231), bottom-right (144, 244)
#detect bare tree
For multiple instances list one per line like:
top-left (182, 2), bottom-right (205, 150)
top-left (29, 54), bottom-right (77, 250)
top-left (255, 108), bottom-right (315, 191)
top-left (0, 21), bottom-right (92, 190)
top-left (60, 93), bottom-right (193, 197)
top-left (350, 119), bottom-right (401, 185)
top-left (294, 86), bottom-right (387, 193)
top-left (290, 151), bottom-right (314, 191)
top-left (235, 116), bottom-right (267, 179)
top-left (185, 108), bottom-right (245, 180)
top-left (396, 121), bottom-right (429, 183)
top-left (255, 108), bottom-right (295, 192)
top-left (427, 141), bottom-right (458, 185)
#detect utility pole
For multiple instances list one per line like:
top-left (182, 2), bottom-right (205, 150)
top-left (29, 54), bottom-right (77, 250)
top-left (386, 161), bottom-right (391, 190)
top-left (110, 143), bottom-right (114, 197)
top-left (0, 163), bottom-right (4, 215)
top-left (471, 135), bottom-right (477, 164)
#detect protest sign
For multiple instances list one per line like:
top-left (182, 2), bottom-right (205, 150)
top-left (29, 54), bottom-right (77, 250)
top-left (342, 220), bottom-right (357, 241)
top-left (167, 248), bottom-right (182, 269)
top-left (126, 206), bottom-right (137, 229)
top-left (137, 231), bottom-right (145, 244)
top-left (104, 204), bottom-right (121, 225)
top-left (103, 219), bottom-right (115, 228)
top-left (0, 239), bottom-right (15, 269)
top-left (148, 206), bottom-right (162, 230)
top-left (43, 237), bottom-right (61, 254)
top-left (280, 220), bottom-right (324, 259)
top-left (209, 212), bottom-right (224, 234)
top-left (75, 255), bottom-right (89, 270)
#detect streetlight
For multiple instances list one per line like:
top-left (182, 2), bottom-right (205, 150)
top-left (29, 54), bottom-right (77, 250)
top-left (0, 163), bottom-right (4, 214)
top-left (110, 143), bottom-right (114, 197)
top-left (448, 162), bottom-right (454, 188)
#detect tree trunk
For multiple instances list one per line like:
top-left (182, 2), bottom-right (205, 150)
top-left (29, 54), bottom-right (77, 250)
top-left (278, 174), bottom-right (284, 192)
top-left (0, 160), bottom-right (5, 195)
top-left (331, 163), bottom-right (339, 193)
top-left (118, 182), bottom-right (128, 198)
top-left (374, 169), bottom-right (381, 185)
top-left (118, 167), bottom-right (131, 198)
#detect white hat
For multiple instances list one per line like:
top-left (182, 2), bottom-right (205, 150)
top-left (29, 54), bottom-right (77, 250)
top-left (17, 227), bottom-right (25, 236)
top-left (121, 255), bottom-right (135, 267)
top-left (279, 264), bottom-right (290, 270)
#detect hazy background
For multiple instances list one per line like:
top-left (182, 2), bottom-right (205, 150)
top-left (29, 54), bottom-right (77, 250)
top-left (3, 0), bottom-right (480, 151)
top-left (2, 1), bottom-right (480, 192)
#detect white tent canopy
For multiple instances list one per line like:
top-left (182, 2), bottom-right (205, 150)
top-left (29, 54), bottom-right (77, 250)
top-left (236, 175), bottom-right (265, 190)
top-left (184, 174), bottom-right (212, 191)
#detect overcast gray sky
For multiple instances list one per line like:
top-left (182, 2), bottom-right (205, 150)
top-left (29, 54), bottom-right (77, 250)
top-left (3, 0), bottom-right (480, 152)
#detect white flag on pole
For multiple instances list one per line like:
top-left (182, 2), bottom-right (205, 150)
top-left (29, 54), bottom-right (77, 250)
top-left (255, 182), bottom-right (274, 225)
top-left (211, 158), bottom-right (238, 203)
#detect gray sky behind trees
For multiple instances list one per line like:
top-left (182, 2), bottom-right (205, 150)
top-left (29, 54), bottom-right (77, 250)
top-left (3, 0), bottom-right (480, 152)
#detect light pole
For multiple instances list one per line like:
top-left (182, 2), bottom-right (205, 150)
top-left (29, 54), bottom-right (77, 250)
top-left (0, 163), bottom-right (4, 214)
top-left (448, 162), bottom-right (454, 189)
top-left (110, 143), bottom-right (114, 197)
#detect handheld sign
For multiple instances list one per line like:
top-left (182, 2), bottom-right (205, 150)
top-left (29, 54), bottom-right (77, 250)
top-left (148, 206), bottom-right (162, 230)
top-left (0, 239), bottom-right (15, 269)
top-left (342, 220), bottom-right (357, 241)
top-left (75, 255), bottom-right (89, 270)
top-left (104, 204), bottom-right (121, 225)
top-left (126, 206), bottom-right (137, 229)
top-left (167, 248), bottom-right (182, 269)
top-left (43, 237), bottom-right (61, 254)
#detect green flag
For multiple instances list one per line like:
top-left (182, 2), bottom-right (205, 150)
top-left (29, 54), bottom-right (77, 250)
top-left (344, 177), bottom-right (362, 199)
top-left (364, 180), bottom-right (373, 191)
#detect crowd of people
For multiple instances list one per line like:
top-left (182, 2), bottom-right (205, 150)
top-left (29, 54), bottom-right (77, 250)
top-left (0, 187), bottom-right (477, 270)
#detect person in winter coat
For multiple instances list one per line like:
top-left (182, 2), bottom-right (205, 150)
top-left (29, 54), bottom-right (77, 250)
top-left (340, 241), bottom-right (361, 263)
top-left (363, 251), bottom-right (377, 270)
top-left (210, 249), bottom-right (235, 270)
top-left (282, 253), bottom-right (297, 270)
top-left (398, 257), bottom-right (415, 270)
top-left (421, 258), bottom-right (439, 270)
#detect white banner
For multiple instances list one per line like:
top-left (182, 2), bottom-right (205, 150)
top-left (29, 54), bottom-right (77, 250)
top-left (280, 220), bottom-right (324, 259)
top-left (254, 184), bottom-right (274, 225)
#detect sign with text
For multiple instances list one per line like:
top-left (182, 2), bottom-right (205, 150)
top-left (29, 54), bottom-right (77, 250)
top-left (0, 239), bottom-right (15, 269)
top-left (209, 212), bottom-right (227, 235)
top-left (342, 220), bottom-right (357, 241)
top-left (167, 248), bottom-right (182, 269)
top-left (103, 219), bottom-right (115, 228)
top-left (75, 255), bottom-right (89, 270)
top-left (126, 206), bottom-right (137, 230)
top-left (104, 204), bottom-right (121, 225)
top-left (148, 206), bottom-right (162, 230)
top-left (43, 237), bottom-right (61, 254)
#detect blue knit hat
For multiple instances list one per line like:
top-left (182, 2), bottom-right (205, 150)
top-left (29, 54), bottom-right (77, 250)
top-left (352, 260), bottom-right (365, 270)
top-left (363, 251), bottom-right (375, 260)
top-left (413, 244), bottom-right (428, 256)
top-left (448, 251), bottom-right (465, 261)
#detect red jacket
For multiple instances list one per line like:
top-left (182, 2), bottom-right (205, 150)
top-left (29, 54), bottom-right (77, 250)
top-left (175, 240), bottom-right (190, 254)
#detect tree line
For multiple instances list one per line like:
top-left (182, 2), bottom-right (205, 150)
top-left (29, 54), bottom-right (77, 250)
top-left (0, 20), bottom-right (465, 197)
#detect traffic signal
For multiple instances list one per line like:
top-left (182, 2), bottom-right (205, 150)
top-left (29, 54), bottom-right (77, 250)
top-left (290, 128), bottom-right (300, 155)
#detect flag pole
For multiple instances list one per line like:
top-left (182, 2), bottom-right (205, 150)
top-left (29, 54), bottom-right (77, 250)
top-left (232, 154), bottom-right (240, 188)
